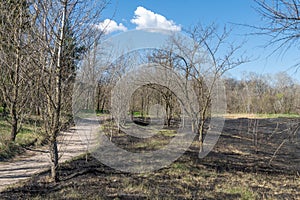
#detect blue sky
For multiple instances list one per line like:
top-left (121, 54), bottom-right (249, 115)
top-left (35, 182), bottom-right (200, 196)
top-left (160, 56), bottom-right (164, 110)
top-left (98, 0), bottom-right (300, 81)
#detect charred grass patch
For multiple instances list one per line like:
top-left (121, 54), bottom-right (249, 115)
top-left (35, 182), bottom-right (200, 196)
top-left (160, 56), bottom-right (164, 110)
top-left (0, 118), bottom-right (299, 199)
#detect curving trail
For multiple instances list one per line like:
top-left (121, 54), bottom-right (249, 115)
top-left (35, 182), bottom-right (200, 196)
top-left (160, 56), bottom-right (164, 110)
top-left (0, 117), bottom-right (102, 192)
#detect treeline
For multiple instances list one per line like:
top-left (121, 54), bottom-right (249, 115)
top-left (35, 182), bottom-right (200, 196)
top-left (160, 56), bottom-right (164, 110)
top-left (225, 72), bottom-right (300, 115)
top-left (95, 71), bottom-right (300, 118)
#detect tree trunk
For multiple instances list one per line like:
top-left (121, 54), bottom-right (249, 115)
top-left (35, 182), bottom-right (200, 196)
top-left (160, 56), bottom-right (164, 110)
top-left (198, 118), bottom-right (205, 153)
top-left (101, 99), bottom-right (106, 113)
top-left (50, 89), bottom-right (61, 182)
top-left (167, 106), bottom-right (171, 127)
top-left (96, 85), bottom-right (101, 111)
top-left (3, 103), bottom-right (7, 117)
top-left (141, 97), bottom-right (144, 118)
top-left (50, 135), bottom-right (59, 182)
top-left (10, 109), bottom-right (18, 141)
top-left (10, 36), bottom-right (20, 141)
top-left (165, 101), bottom-right (172, 127)
top-left (49, 0), bottom-right (67, 182)
top-left (198, 102), bottom-right (208, 153)
top-left (167, 117), bottom-right (171, 127)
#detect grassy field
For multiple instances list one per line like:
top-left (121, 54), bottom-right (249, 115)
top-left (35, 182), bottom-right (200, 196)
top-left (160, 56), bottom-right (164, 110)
top-left (0, 117), bottom-right (43, 161)
top-left (1, 117), bottom-right (299, 199)
top-left (223, 113), bottom-right (300, 119)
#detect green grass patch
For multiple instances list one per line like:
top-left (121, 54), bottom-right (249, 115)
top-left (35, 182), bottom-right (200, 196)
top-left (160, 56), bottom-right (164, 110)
top-left (132, 111), bottom-right (141, 116)
top-left (0, 141), bottom-right (24, 161)
top-left (224, 113), bottom-right (300, 119)
top-left (220, 187), bottom-right (257, 200)
top-left (0, 117), bottom-right (43, 160)
top-left (131, 111), bottom-right (151, 117)
top-left (0, 120), bottom-right (10, 130)
top-left (133, 129), bottom-right (176, 150)
top-left (16, 130), bottom-right (37, 147)
top-left (256, 113), bottom-right (300, 118)
top-left (134, 139), bottom-right (166, 150)
top-left (0, 119), bottom-right (11, 140)
top-left (159, 129), bottom-right (176, 137)
top-left (171, 162), bottom-right (189, 171)
top-left (96, 110), bottom-right (110, 115)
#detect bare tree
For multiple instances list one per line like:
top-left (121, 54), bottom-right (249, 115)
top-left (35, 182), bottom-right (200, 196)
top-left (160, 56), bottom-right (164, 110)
top-left (149, 51), bottom-right (184, 127)
top-left (169, 24), bottom-right (248, 152)
top-left (273, 72), bottom-right (295, 113)
top-left (31, 0), bottom-right (108, 182)
top-left (254, 0), bottom-right (300, 61)
top-left (0, 0), bottom-right (33, 141)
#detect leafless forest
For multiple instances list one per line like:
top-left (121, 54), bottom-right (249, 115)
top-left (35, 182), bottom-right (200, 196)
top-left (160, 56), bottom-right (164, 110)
top-left (0, 0), bottom-right (299, 199)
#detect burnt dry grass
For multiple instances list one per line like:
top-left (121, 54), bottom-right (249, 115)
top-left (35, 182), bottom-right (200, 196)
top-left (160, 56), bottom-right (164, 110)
top-left (0, 118), bottom-right (299, 199)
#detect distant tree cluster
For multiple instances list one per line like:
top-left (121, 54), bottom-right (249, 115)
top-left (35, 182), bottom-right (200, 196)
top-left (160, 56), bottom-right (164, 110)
top-left (97, 71), bottom-right (300, 122)
top-left (225, 72), bottom-right (300, 114)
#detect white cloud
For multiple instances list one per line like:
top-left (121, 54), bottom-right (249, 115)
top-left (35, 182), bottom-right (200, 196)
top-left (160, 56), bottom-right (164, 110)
top-left (131, 6), bottom-right (181, 32)
top-left (96, 19), bottom-right (127, 34)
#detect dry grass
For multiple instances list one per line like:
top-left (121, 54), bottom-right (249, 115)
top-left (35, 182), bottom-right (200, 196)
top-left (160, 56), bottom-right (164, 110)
top-left (0, 118), bottom-right (299, 199)
top-left (223, 113), bottom-right (300, 119)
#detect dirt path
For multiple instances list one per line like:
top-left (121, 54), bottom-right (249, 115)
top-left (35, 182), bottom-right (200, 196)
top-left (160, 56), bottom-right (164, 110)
top-left (0, 117), bottom-right (101, 192)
